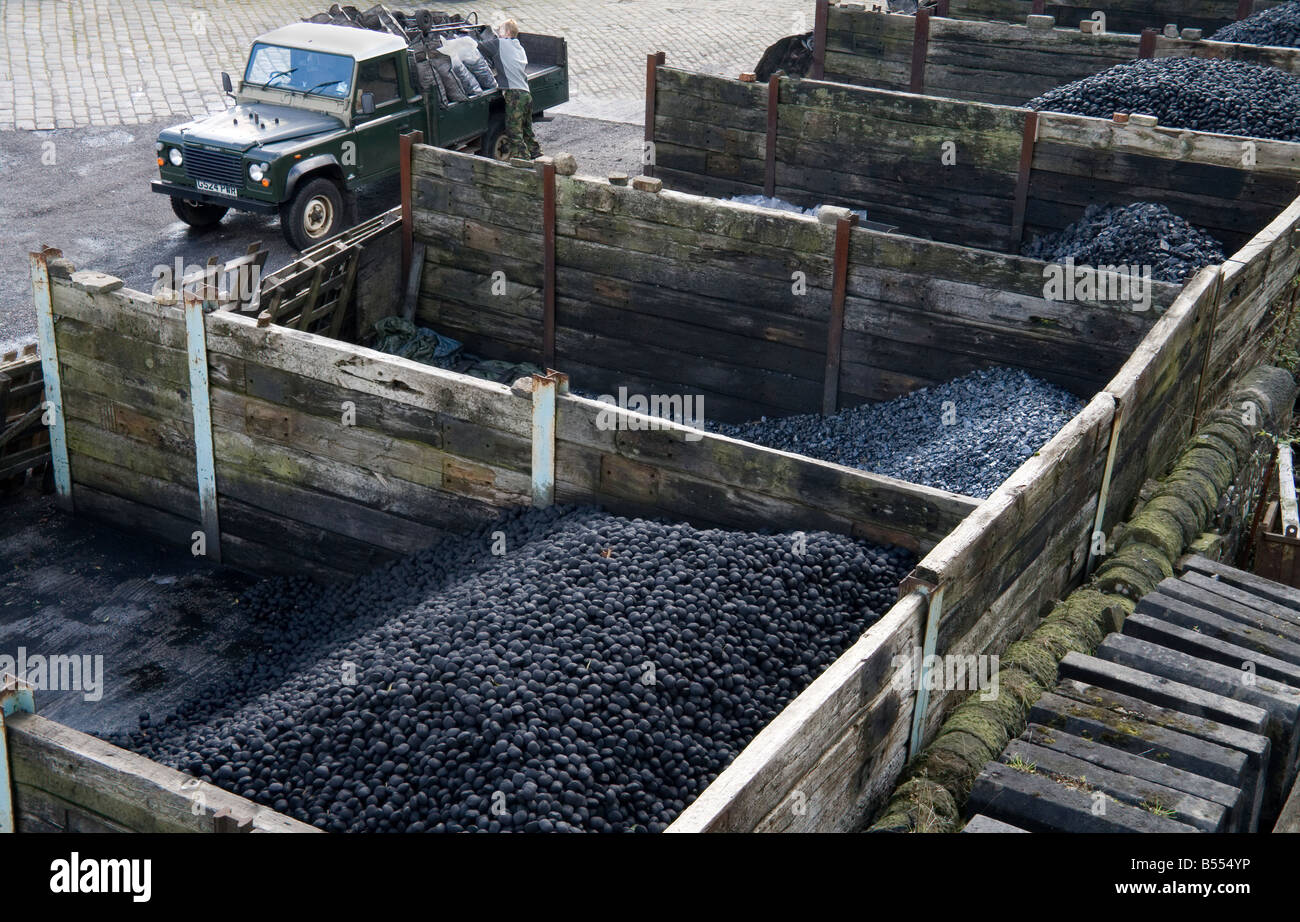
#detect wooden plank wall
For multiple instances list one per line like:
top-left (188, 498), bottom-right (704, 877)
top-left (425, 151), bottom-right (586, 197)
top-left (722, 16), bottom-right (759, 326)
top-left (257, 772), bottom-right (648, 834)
top-left (670, 190), bottom-right (1300, 831)
top-left (48, 272), bottom-right (534, 583)
top-left (825, 11), bottom-right (1300, 110)
top-left (653, 66), bottom-right (1300, 257)
top-left (1027, 115), bottom-right (1300, 257)
top-left (7, 712), bottom-right (315, 833)
top-left (654, 65), bottom-right (1028, 250)
top-left (413, 144), bottom-right (1169, 415)
top-left (45, 263), bottom-right (978, 573)
top-left (943, 0), bottom-right (1288, 33)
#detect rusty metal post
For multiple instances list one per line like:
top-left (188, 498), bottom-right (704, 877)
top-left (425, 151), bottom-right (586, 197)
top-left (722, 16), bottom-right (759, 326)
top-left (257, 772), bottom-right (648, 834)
top-left (910, 10), bottom-right (930, 94)
top-left (765, 75), bottom-right (782, 198)
top-left (822, 214), bottom-right (857, 416)
top-left (1139, 28), bottom-right (1157, 58)
top-left (399, 130), bottom-right (423, 280)
top-left (1010, 111), bottom-right (1039, 253)
top-left (811, 0), bottom-right (829, 80)
top-left (540, 161), bottom-right (557, 369)
top-left (644, 52), bottom-right (665, 178)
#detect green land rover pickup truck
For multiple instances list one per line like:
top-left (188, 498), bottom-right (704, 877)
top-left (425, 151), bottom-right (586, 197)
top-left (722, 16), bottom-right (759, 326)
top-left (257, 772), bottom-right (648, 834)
top-left (152, 20), bottom-right (568, 249)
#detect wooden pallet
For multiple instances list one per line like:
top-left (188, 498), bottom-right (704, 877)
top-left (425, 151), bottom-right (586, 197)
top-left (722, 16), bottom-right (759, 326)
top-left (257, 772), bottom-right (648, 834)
top-left (0, 343), bottom-right (49, 489)
top-left (255, 210), bottom-right (399, 337)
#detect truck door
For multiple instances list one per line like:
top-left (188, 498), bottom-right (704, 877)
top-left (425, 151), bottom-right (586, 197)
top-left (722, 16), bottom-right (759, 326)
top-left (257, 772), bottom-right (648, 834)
top-left (351, 54), bottom-right (420, 181)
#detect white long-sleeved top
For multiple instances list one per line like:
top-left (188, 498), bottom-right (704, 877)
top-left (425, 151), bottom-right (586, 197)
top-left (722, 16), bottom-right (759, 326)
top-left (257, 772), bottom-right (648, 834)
top-left (497, 36), bottom-right (530, 91)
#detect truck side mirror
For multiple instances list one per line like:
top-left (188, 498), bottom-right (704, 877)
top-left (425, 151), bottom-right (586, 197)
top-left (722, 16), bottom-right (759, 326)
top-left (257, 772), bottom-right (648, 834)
top-left (360, 92), bottom-right (376, 115)
top-left (221, 72), bottom-right (234, 95)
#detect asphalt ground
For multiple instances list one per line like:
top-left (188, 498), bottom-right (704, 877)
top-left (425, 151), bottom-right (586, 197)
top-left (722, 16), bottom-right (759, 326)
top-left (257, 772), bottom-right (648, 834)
top-left (0, 113), bottom-right (644, 352)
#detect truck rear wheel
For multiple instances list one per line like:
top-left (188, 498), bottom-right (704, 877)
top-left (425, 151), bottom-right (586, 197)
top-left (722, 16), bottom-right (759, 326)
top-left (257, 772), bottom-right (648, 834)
top-left (480, 119), bottom-right (511, 162)
top-left (171, 197), bottom-right (228, 228)
top-left (280, 177), bottom-right (344, 250)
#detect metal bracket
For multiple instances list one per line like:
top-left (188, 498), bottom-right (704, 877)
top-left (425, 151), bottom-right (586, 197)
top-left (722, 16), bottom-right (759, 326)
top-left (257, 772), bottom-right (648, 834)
top-left (185, 295), bottom-right (222, 563)
top-left (30, 248), bottom-right (72, 510)
top-left (906, 580), bottom-right (945, 762)
top-left (1086, 399), bottom-right (1125, 575)
top-left (530, 369), bottom-right (568, 508)
top-left (1, 674), bottom-right (36, 834)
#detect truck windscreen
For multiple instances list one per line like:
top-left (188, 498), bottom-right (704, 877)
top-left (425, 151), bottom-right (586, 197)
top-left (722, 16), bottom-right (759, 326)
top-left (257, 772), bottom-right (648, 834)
top-left (244, 43), bottom-right (353, 98)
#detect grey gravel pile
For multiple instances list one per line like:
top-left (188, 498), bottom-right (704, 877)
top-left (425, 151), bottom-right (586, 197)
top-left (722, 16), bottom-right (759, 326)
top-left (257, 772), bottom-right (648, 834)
top-left (712, 368), bottom-right (1083, 498)
top-left (124, 506), bottom-right (911, 833)
top-left (1023, 202), bottom-right (1225, 283)
top-left (1028, 57), bottom-right (1300, 141)
top-left (1211, 2), bottom-right (1300, 46)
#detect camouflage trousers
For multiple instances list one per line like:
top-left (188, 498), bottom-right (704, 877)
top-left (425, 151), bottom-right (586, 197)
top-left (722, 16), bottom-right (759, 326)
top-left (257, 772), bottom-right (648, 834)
top-left (502, 89), bottom-right (542, 160)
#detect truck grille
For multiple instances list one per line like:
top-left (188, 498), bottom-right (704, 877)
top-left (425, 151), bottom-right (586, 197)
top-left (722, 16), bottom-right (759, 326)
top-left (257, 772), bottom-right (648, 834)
top-left (183, 145), bottom-right (243, 186)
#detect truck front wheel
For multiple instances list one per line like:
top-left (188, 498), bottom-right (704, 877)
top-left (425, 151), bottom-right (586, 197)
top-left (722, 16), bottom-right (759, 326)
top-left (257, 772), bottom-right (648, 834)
top-left (280, 177), bottom-right (344, 250)
top-left (171, 197), bottom-right (228, 228)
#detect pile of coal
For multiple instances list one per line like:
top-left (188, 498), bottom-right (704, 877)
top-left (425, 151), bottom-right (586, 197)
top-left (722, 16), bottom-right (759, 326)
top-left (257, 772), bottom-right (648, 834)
top-left (1211, 3), bottom-right (1300, 46)
top-left (713, 368), bottom-right (1083, 498)
top-left (125, 506), bottom-right (912, 833)
top-left (1028, 57), bottom-right (1300, 141)
top-left (1023, 202), bottom-right (1225, 283)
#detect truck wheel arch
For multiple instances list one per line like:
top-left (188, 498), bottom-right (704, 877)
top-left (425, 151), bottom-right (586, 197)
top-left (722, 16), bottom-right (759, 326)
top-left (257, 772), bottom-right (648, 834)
top-left (286, 155), bottom-right (345, 199)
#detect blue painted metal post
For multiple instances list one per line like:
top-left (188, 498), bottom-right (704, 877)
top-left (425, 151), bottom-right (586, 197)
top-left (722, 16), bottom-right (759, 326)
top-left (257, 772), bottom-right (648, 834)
top-left (1, 675), bottom-right (36, 834)
top-left (907, 584), bottom-right (945, 762)
top-left (1086, 400), bottom-right (1125, 576)
top-left (29, 249), bottom-right (72, 511)
top-left (185, 296), bottom-right (222, 563)
top-left (530, 370), bottom-right (568, 508)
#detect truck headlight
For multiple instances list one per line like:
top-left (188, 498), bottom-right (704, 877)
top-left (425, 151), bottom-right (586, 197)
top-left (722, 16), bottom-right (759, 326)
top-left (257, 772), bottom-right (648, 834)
top-left (168, 147), bottom-right (183, 166)
top-left (248, 162), bottom-right (267, 183)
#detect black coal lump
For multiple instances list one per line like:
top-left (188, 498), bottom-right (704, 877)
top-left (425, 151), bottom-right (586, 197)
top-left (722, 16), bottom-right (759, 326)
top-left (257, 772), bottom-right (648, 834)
top-left (1022, 202), bottom-right (1225, 283)
top-left (123, 506), bottom-right (913, 833)
top-left (712, 367), bottom-right (1083, 499)
top-left (1028, 57), bottom-right (1300, 142)
top-left (1212, 2), bottom-right (1300, 47)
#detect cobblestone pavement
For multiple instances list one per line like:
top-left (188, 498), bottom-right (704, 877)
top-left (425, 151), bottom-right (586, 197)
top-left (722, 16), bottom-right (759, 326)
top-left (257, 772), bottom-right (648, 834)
top-left (0, 0), bottom-right (802, 130)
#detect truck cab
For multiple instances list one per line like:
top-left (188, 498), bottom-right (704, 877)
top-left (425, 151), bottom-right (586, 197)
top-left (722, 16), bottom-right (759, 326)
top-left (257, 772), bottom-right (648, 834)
top-left (152, 20), bottom-right (568, 249)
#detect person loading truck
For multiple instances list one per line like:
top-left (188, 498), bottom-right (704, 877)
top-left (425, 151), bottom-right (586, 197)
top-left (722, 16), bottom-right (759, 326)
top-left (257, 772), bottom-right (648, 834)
top-left (496, 18), bottom-right (543, 160)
